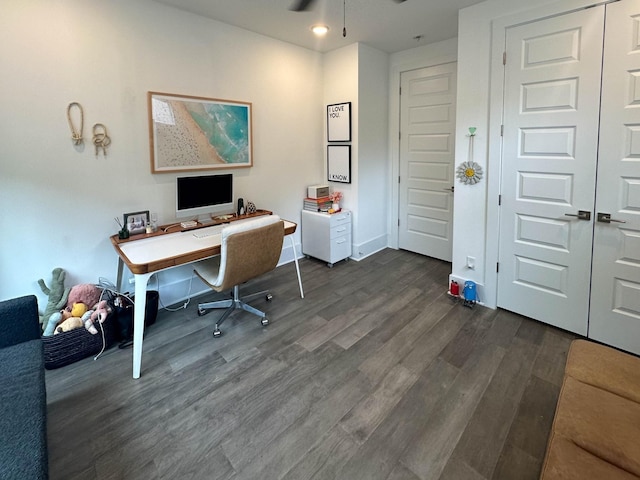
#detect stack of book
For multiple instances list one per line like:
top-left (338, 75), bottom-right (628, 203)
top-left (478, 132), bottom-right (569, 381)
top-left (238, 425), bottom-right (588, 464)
top-left (303, 196), bottom-right (332, 212)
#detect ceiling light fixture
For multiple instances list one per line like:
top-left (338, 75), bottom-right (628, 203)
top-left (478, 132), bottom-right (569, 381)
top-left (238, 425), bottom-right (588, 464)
top-left (311, 24), bottom-right (329, 36)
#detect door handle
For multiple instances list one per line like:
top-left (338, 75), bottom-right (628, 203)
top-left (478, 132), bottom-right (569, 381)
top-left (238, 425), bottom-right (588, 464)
top-left (443, 186), bottom-right (454, 192)
top-left (564, 210), bottom-right (591, 221)
top-left (597, 212), bottom-right (626, 224)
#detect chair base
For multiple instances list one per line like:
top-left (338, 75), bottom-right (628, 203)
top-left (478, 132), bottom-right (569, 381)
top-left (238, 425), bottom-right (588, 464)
top-left (197, 285), bottom-right (272, 337)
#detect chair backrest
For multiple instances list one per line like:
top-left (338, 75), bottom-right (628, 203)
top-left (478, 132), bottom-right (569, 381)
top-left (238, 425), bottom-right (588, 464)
top-left (215, 215), bottom-right (284, 291)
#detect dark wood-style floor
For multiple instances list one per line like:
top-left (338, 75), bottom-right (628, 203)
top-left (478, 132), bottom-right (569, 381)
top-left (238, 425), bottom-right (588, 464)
top-left (45, 249), bottom-right (576, 480)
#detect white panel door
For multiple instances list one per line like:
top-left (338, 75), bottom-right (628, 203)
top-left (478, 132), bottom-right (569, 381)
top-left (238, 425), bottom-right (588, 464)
top-left (399, 63), bottom-right (456, 261)
top-left (589, 0), bottom-right (640, 354)
top-left (497, 8), bottom-right (605, 335)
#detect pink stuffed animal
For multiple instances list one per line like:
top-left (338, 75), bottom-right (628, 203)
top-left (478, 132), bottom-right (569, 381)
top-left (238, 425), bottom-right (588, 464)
top-left (83, 300), bottom-right (112, 334)
top-left (66, 284), bottom-right (102, 311)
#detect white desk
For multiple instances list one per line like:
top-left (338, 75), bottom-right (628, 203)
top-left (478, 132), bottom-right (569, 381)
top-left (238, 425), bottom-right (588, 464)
top-left (110, 215), bottom-right (303, 378)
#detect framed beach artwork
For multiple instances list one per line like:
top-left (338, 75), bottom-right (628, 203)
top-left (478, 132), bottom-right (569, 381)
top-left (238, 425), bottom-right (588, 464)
top-left (148, 92), bottom-right (253, 173)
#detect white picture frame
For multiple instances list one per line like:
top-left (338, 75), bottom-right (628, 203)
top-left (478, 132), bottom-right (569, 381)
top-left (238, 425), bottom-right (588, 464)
top-left (327, 145), bottom-right (351, 184)
top-left (327, 102), bottom-right (351, 142)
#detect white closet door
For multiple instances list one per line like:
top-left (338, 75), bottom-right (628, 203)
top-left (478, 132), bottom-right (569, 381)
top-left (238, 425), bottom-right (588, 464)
top-left (399, 63), bottom-right (456, 262)
top-left (497, 7), bottom-right (605, 335)
top-left (589, 0), bottom-right (640, 354)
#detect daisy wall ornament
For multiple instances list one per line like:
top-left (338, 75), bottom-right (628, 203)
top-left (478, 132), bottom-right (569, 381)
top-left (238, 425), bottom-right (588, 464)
top-left (457, 161), bottom-right (483, 185)
top-left (456, 126), bottom-right (483, 185)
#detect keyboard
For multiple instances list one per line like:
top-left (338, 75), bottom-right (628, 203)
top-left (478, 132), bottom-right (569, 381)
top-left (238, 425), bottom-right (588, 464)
top-left (192, 224), bottom-right (225, 238)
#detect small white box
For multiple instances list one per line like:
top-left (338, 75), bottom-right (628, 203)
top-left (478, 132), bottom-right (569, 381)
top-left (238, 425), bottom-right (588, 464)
top-left (307, 185), bottom-right (329, 199)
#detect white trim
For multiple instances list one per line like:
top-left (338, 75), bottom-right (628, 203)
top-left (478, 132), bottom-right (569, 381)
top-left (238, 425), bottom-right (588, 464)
top-left (350, 233), bottom-right (388, 261)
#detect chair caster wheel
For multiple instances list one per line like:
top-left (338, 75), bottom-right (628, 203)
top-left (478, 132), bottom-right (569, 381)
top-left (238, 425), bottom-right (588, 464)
top-left (213, 329), bottom-right (222, 338)
top-left (266, 293), bottom-right (273, 302)
top-left (198, 308), bottom-right (207, 316)
top-left (261, 318), bottom-right (269, 326)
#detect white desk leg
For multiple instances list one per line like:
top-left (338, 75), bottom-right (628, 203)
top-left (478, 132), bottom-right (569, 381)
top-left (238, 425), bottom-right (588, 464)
top-left (288, 235), bottom-right (304, 299)
top-left (116, 257), bottom-right (125, 293)
top-left (132, 272), bottom-right (152, 379)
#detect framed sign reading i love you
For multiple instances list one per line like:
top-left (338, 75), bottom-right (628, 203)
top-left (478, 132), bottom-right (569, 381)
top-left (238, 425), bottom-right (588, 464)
top-left (327, 102), bottom-right (351, 142)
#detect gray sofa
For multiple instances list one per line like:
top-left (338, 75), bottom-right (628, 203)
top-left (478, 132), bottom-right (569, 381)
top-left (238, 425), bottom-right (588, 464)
top-left (0, 295), bottom-right (48, 479)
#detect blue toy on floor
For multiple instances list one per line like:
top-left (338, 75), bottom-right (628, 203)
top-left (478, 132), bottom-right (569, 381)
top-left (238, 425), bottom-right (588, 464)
top-left (463, 280), bottom-right (477, 307)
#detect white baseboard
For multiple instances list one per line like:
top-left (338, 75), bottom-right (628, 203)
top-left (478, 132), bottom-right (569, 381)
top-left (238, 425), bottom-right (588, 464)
top-left (349, 234), bottom-right (388, 261)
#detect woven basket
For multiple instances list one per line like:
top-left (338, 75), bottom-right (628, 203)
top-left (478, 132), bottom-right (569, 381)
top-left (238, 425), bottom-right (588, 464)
top-left (42, 314), bottom-right (117, 369)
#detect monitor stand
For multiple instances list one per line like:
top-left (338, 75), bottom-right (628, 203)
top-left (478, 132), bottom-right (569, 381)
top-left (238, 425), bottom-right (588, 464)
top-left (196, 214), bottom-right (214, 225)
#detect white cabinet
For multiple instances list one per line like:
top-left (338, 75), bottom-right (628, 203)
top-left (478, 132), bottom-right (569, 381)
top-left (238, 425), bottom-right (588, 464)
top-left (301, 210), bottom-right (351, 267)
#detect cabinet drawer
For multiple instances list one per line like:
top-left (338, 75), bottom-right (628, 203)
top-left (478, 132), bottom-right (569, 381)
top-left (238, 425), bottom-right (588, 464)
top-left (330, 224), bottom-right (350, 239)
top-left (331, 235), bottom-right (351, 262)
top-left (329, 211), bottom-right (351, 227)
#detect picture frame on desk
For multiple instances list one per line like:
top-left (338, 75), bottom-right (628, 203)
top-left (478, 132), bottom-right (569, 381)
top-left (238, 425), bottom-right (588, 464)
top-left (124, 210), bottom-right (150, 235)
top-left (148, 91), bottom-right (253, 173)
top-left (327, 145), bottom-right (351, 184)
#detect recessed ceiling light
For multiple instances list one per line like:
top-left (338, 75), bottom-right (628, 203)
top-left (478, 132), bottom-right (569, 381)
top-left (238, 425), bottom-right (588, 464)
top-left (311, 25), bottom-right (329, 36)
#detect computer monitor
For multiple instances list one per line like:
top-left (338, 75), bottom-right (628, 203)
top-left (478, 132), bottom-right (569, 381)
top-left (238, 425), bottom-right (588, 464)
top-left (176, 173), bottom-right (233, 223)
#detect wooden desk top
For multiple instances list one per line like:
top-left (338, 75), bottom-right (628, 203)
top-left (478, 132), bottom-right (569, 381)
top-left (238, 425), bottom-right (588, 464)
top-left (110, 211), bottom-right (296, 275)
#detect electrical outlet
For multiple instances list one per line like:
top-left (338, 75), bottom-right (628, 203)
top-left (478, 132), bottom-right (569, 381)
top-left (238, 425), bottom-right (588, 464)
top-left (466, 256), bottom-right (476, 270)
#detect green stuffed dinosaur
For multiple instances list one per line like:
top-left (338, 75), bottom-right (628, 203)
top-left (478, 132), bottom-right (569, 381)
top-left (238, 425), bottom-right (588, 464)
top-left (38, 267), bottom-right (71, 329)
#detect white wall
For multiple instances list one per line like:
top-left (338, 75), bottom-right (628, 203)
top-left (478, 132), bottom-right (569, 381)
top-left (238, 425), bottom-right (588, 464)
top-left (3, 0), bottom-right (599, 313)
top-left (0, 0), bottom-right (324, 306)
top-left (354, 44), bottom-right (389, 259)
top-left (323, 43), bottom-right (390, 261)
top-left (452, 0), bottom-right (601, 306)
top-left (323, 44), bottom-right (359, 253)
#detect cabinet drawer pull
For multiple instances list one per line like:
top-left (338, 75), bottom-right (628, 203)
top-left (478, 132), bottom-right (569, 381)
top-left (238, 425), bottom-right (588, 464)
top-left (336, 227), bottom-right (346, 233)
top-left (336, 238), bottom-right (347, 244)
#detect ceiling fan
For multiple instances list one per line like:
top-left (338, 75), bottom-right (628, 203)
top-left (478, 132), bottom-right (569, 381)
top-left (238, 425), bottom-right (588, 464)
top-left (290, 0), bottom-right (406, 12)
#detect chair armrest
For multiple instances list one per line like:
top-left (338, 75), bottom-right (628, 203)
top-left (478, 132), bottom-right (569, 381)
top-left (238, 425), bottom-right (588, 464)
top-left (0, 295), bottom-right (41, 348)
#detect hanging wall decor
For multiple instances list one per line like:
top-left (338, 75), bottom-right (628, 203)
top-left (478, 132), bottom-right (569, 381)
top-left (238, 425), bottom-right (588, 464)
top-left (327, 145), bottom-right (351, 183)
top-left (66, 102), bottom-right (84, 146)
top-left (456, 127), bottom-right (483, 185)
top-left (456, 161), bottom-right (483, 185)
top-left (148, 91), bottom-right (252, 173)
top-left (327, 102), bottom-right (351, 142)
top-left (92, 123), bottom-right (111, 157)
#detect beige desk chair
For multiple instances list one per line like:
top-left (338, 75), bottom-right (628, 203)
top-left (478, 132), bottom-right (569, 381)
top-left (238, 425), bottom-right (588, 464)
top-left (194, 215), bottom-right (284, 337)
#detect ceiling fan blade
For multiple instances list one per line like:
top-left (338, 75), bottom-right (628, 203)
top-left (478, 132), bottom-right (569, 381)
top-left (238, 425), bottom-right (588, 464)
top-left (290, 0), bottom-right (317, 11)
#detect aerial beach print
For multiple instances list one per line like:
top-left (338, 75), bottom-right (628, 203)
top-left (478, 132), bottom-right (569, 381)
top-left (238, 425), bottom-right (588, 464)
top-left (149, 92), bottom-right (252, 173)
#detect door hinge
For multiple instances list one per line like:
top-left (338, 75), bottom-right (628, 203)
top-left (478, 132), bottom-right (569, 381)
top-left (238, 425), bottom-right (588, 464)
top-left (398, 176), bottom-right (401, 184)
top-left (398, 218), bottom-right (400, 227)
top-left (399, 131), bottom-right (401, 141)
top-left (399, 86), bottom-right (402, 95)
top-left (497, 262), bottom-right (500, 273)
top-left (503, 52), bottom-right (506, 65)
top-left (500, 124), bottom-right (504, 136)
top-left (498, 194), bottom-right (502, 206)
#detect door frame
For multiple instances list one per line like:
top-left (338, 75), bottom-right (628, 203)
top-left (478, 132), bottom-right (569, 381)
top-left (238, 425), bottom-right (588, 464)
top-left (388, 47), bottom-right (457, 250)
top-left (485, 0), bottom-right (612, 309)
